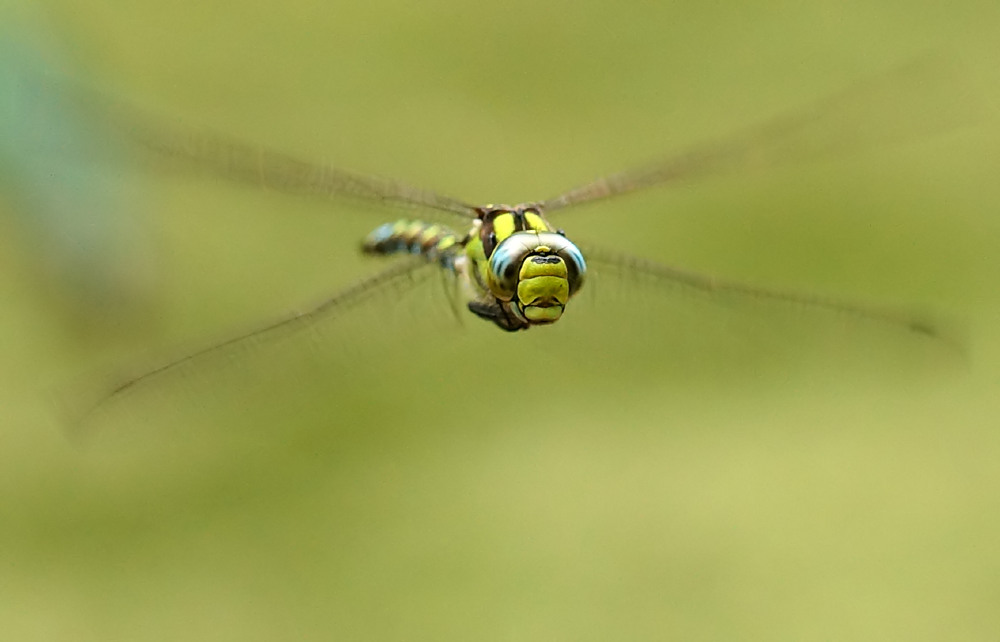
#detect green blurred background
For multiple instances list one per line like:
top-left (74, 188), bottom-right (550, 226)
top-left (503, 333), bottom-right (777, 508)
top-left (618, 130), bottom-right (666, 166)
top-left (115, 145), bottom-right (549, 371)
top-left (2, 0), bottom-right (999, 639)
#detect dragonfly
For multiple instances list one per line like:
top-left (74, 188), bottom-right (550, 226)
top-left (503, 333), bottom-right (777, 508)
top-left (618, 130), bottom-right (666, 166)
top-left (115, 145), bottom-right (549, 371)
top-left (81, 59), bottom-right (968, 417)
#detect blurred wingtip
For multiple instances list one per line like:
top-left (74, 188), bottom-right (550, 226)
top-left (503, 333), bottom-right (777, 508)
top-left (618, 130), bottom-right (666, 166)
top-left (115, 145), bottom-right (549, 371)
top-left (47, 362), bottom-right (137, 447)
top-left (49, 375), bottom-right (107, 448)
top-left (903, 307), bottom-right (971, 368)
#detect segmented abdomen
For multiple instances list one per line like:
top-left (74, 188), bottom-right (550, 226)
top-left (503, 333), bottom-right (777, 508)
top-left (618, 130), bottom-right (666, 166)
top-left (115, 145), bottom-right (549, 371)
top-left (362, 220), bottom-right (461, 269)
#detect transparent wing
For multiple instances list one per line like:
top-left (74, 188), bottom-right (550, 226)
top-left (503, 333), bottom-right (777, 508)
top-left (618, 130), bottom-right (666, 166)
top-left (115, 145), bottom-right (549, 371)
top-left (70, 257), bottom-right (439, 431)
top-left (77, 87), bottom-right (478, 219)
top-left (543, 57), bottom-right (979, 213)
top-left (583, 244), bottom-right (959, 348)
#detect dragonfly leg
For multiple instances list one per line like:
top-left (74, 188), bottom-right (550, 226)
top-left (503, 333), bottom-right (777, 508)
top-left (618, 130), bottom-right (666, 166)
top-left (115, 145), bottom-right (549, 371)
top-left (467, 300), bottom-right (525, 332)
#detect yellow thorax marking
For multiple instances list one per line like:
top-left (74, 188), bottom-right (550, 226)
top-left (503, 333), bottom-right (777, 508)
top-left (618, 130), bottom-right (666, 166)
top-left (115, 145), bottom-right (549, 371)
top-left (524, 210), bottom-right (547, 231)
top-left (492, 212), bottom-right (515, 242)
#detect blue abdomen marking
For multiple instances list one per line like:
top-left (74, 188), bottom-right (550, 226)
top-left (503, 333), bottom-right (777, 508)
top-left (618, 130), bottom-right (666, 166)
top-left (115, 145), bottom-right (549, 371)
top-left (362, 220), bottom-right (460, 269)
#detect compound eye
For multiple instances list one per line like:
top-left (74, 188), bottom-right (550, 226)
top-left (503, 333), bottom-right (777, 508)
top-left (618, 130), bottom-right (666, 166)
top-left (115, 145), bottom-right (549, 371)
top-left (487, 234), bottom-right (534, 300)
top-left (559, 242), bottom-right (587, 295)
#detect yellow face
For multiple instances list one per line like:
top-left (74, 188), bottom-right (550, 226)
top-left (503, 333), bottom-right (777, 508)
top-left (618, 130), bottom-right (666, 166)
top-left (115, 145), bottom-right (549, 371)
top-left (513, 251), bottom-right (572, 323)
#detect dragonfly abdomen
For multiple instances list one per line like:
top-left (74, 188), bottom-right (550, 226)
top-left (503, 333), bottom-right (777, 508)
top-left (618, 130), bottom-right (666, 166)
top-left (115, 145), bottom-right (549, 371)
top-left (362, 219), bottom-right (461, 268)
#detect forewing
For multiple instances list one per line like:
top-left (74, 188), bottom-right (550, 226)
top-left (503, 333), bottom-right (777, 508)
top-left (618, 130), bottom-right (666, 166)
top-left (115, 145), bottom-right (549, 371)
top-left (74, 85), bottom-right (477, 219)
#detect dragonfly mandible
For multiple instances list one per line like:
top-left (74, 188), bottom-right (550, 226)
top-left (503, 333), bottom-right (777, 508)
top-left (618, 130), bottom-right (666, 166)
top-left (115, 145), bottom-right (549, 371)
top-left (81, 59), bottom-right (965, 415)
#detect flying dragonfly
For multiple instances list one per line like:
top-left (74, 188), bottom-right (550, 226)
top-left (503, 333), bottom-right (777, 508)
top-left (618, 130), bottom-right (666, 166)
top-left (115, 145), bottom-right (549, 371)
top-left (79, 59), bottom-right (971, 416)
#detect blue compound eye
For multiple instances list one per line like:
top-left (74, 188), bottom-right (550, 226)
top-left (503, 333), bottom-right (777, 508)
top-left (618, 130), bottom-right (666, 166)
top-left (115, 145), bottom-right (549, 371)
top-left (488, 233), bottom-right (535, 300)
top-left (557, 239), bottom-right (587, 296)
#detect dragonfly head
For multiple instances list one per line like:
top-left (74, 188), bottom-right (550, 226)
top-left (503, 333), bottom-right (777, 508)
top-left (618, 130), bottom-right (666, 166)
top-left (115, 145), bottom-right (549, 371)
top-left (487, 231), bottom-right (587, 325)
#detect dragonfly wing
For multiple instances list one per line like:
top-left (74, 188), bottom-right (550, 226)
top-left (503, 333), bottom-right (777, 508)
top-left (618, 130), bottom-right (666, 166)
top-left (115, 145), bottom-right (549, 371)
top-left (74, 85), bottom-right (478, 219)
top-left (543, 57), bottom-right (980, 213)
top-left (582, 243), bottom-right (957, 347)
top-left (72, 257), bottom-right (438, 430)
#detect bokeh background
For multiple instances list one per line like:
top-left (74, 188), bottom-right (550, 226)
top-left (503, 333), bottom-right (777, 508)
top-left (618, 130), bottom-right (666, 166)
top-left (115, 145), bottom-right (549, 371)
top-left (2, 0), bottom-right (999, 640)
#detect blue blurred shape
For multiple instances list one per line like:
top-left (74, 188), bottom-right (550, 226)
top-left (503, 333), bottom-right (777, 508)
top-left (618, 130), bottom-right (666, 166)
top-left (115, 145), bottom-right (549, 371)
top-left (0, 27), bottom-right (155, 330)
